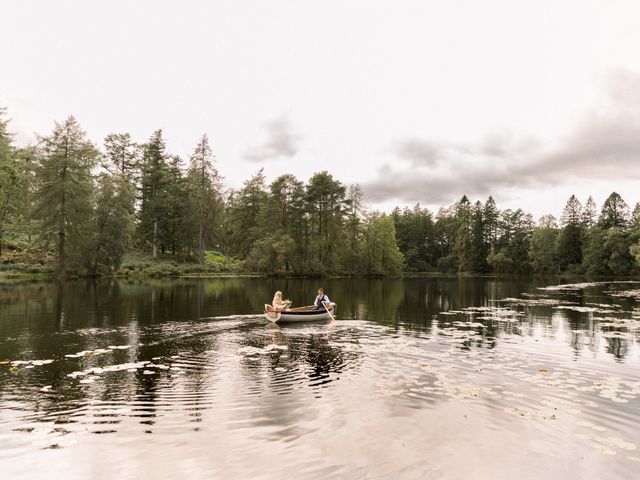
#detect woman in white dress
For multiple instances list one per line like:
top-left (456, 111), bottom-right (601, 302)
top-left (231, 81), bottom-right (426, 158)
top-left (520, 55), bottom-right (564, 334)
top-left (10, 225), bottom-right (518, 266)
top-left (272, 291), bottom-right (288, 311)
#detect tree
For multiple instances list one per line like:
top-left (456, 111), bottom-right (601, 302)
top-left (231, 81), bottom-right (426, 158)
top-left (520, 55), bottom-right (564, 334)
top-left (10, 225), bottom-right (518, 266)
top-left (582, 196), bottom-right (597, 228)
top-left (0, 107), bottom-right (17, 255)
top-left (560, 195), bottom-right (582, 226)
top-left (489, 209), bottom-right (533, 273)
top-left (393, 204), bottom-right (434, 272)
top-left (557, 195), bottom-right (583, 268)
top-left (433, 205), bottom-right (458, 271)
top-left (538, 214), bottom-right (557, 229)
top-left (363, 213), bottom-right (404, 275)
top-left (225, 169), bottom-right (269, 259)
top-left (305, 171), bottom-right (347, 273)
top-left (103, 133), bottom-right (139, 181)
top-left (469, 201), bottom-right (488, 272)
top-left (453, 195), bottom-right (472, 271)
top-left (342, 184), bottom-right (366, 273)
top-left (32, 116), bottom-right (98, 274)
top-left (186, 134), bottom-right (222, 264)
top-left (632, 203), bottom-right (640, 229)
top-left (139, 130), bottom-right (169, 258)
top-left (530, 227), bottom-right (558, 273)
top-left (483, 196), bottom-right (499, 253)
top-left (86, 173), bottom-right (134, 274)
top-left (583, 226), bottom-right (635, 276)
top-left (599, 192), bottom-right (630, 230)
top-left (160, 155), bottom-right (188, 255)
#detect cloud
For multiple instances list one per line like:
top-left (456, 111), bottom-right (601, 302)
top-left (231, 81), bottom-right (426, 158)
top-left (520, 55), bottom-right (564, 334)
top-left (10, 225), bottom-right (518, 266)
top-left (363, 69), bottom-right (640, 205)
top-left (243, 115), bottom-right (300, 162)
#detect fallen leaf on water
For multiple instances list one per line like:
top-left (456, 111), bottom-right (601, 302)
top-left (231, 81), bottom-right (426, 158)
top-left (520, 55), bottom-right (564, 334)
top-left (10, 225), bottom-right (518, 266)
top-left (538, 369), bottom-right (549, 373)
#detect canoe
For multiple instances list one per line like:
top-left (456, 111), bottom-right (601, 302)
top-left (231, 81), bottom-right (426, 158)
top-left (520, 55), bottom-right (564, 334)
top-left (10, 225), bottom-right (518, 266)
top-left (264, 303), bottom-right (336, 323)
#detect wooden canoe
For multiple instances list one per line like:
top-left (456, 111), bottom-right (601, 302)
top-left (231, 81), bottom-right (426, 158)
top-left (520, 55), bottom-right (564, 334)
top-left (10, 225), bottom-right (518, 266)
top-left (264, 303), bottom-right (336, 323)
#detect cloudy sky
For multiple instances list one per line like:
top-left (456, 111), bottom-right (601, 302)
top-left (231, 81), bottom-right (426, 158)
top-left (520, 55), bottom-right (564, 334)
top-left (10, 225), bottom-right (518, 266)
top-left (2, 0), bottom-right (640, 218)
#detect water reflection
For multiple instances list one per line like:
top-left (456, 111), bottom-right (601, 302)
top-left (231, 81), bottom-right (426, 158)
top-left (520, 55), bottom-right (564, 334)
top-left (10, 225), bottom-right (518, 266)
top-left (0, 277), bottom-right (639, 479)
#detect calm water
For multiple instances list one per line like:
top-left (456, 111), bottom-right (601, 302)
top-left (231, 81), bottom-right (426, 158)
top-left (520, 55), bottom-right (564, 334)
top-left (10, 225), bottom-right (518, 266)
top-left (0, 277), bottom-right (639, 479)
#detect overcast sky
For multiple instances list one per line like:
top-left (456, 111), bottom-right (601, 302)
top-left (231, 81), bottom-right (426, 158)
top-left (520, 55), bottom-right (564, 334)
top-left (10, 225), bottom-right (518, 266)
top-left (2, 0), bottom-right (640, 219)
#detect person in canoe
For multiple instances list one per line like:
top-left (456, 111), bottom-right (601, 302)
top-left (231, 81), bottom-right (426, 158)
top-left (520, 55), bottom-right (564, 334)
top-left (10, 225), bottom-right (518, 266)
top-left (313, 288), bottom-right (331, 310)
top-left (271, 291), bottom-right (291, 311)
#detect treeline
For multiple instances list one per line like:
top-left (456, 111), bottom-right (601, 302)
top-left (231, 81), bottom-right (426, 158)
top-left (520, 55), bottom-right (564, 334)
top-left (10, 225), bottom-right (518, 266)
top-left (1, 108), bottom-right (639, 277)
top-left (392, 193), bottom-right (640, 275)
top-left (0, 110), bottom-right (403, 276)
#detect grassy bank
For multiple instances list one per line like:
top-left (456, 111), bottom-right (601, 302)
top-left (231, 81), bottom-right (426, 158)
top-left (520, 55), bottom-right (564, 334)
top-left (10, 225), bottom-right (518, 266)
top-left (0, 248), bottom-right (257, 279)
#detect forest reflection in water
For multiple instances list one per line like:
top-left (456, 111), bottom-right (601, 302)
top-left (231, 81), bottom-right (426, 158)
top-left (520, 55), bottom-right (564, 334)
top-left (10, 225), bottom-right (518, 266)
top-left (0, 276), bottom-right (639, 479)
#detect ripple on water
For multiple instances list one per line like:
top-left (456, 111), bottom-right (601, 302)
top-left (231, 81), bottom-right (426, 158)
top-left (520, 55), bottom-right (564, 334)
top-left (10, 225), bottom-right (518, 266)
top-left (0, 284), bottom-right (639, 479)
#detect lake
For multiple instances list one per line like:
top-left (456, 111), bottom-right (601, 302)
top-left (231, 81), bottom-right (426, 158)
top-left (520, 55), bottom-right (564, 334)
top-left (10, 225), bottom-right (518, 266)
top-left (0, 277), bottom-right (639, 479)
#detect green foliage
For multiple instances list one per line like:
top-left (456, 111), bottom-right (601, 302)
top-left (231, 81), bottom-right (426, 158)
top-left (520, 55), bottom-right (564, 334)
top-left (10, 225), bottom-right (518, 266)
top-left (487, 250), bottom-right (512, 273)
top-left (138, 130), bottom-right (170, 257)
top-left (84, 174), bottom-right (134, 274)
top-left (392, 204), bottom-right (434, 271)
top-left (362, 214), bottom-right (404, 275)
top-left (530, 228), bottom-right (558, 273)
top-left (0, 106), bottom-right (18, 255)
top-left (32, 116), bottom-right (98, 274)
top-left (599, 192), bottom-right (629, 230)
top-left (185, 134), bottom-right (223, 264)
top-left (3, 104), bottom-right (639, 278)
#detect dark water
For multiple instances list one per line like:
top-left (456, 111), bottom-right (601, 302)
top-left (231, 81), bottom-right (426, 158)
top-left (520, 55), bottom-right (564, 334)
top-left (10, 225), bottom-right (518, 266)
top-left (0, 277), bottom-right (639, 479)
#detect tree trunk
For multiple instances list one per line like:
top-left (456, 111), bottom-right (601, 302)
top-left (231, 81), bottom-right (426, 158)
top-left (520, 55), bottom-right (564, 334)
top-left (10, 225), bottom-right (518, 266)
top-left (198, 221), bottom-right (204, 265)
top-left (58, 185), bottom-right (66, 275)
top-left (153, 219), bottom-right (158, 258)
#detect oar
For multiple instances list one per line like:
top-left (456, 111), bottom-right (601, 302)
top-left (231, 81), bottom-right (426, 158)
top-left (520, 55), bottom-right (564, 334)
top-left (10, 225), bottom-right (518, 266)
top-left (322, 301), bottom-right (336, 322)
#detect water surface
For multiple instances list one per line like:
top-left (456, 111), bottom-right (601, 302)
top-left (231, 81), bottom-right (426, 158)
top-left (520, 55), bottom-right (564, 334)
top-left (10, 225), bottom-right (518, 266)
top-left (1, 277), bottom-right (639, 479)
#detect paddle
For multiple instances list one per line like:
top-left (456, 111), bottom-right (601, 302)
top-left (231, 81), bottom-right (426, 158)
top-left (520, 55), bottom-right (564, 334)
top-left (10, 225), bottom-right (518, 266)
top-left (322, 301), bottom-right (336, 322)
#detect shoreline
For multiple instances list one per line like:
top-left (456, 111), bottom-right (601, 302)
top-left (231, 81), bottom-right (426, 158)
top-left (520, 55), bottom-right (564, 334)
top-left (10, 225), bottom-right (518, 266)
top-left (2, 268), bottom-right (638, 282)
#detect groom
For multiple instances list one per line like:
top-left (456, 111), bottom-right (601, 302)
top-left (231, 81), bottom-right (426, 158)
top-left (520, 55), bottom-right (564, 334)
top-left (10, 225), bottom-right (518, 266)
top-left (313, 288), bottom-right (331, 310)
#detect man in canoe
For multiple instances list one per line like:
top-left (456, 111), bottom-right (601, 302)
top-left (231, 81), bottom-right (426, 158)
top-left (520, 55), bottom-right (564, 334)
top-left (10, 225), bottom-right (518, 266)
top-left (313, 288), bottom-right (331, 310)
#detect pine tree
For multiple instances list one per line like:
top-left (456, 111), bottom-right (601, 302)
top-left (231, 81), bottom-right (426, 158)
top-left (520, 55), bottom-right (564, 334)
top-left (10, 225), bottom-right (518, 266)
top-left (0, 107), bottom-right (16, 255)
top-left (161, 155), bottom-right (188, 255)
top-left (469, 201), bottom-right (488, 272)
top-left (103, 133), bottom-right (139, 181)
top-left (483, 196), bottom-right (499, 254)
top-left (306, 171), bottom-right (347, 272)
top-left (599, 192), bottom-right (630, 230)
top-left (139, 130), bottom-right (169, 258)
top-left (582, 196), bottom-right (597, 228)
top-left (453, 195), bottom-right (471, 271)
top-left (557, 195), bottom-right (583, 268)
top-left (560, 195), bottom-right (582, 226)
top-left (186, 134), bottom-right (222, 264)
top-left (33, 116), bottom-right (98, 274)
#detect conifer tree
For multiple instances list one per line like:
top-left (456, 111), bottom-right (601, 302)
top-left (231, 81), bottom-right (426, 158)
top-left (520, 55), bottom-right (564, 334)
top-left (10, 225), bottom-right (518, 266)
top-left (186, 134), bottom-right (222, 264)
top-left (0, 107), bottom-right (16, 255)
top-left (557, 195), bottom-right (583, 268)
top-left (33, 116), bottom-right (98, 273)
top-left (139, 130), bottom-right (169, 258)
top-left (599, 192), bottom-right (630, 230)
top-left (582, 196), bottom-right (597, 228)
